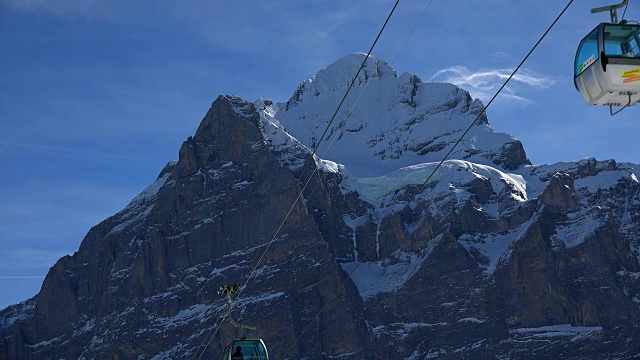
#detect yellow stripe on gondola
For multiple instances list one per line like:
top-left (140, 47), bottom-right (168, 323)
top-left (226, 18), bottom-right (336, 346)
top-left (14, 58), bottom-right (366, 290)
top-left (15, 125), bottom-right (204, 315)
top-left (622, 68), bottom-right (640, 77)
top-left (622, 68), bottom-right (640, 84)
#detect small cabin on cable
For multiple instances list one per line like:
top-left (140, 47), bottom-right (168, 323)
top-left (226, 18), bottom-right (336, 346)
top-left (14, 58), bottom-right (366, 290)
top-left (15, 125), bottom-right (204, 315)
top-left (223, 339), bottom-right (269, 360)
top-left (217, 284), bottom-right (270, 360)
top-left (575, 19), bottom-right (640, 111)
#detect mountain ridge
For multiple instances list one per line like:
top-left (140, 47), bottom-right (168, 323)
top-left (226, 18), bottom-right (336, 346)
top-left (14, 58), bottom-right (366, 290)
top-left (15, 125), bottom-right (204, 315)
top-left (1, 54), bottom-right (640, 359)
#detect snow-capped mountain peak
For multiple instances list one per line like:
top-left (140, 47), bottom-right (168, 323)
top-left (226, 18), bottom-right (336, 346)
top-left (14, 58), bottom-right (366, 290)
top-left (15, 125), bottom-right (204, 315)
top-left (268, 54), bottom-right (528, 177)
top-left (307, 52), bottom-right (397, 94)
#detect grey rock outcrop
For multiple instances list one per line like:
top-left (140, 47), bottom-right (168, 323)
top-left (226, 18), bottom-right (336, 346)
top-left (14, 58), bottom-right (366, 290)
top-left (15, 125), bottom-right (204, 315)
top-left (0, 95), bottom-right (370, 360)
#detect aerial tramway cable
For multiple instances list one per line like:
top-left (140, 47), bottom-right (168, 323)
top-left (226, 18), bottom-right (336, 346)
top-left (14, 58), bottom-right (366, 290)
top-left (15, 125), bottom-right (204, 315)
top-left (323, 0), bottom-right (435, 155)
top-left (234, 0), bottom-right (403, 301)
top-left (191, 1), bottom-right (403, 359)
top-left (215, 7), bottom-right (442, 357)
top-left (197, 0), bottom-right (438, 357)
top-left (224, 5), bottom-right (438, 347)
top-left (279, 0), bottom-right (575, 358)
top-left (240, 0), bottom-right (434, 301)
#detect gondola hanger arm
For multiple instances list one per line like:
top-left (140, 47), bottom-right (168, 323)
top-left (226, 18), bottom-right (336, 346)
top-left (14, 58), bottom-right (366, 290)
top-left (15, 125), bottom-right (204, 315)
top-left (219, 284), bottom-right (257, 338)
top-left (591, 0), bottom-right (629, 23)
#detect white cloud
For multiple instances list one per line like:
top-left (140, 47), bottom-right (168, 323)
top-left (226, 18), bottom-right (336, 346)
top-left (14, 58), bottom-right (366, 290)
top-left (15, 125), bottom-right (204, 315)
top-left (489, 52), bottom-right (514, 64)
top-left (429, 66), bottom-right (555, 104)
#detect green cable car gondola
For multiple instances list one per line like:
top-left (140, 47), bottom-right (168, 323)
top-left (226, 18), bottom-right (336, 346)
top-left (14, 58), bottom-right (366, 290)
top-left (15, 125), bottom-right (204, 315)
top-left (218, 284), bottom-right (270, 360)
top-left (574, 0), bottom-right (640, 114)
top-left (223, 339), bottom-right (269, 360)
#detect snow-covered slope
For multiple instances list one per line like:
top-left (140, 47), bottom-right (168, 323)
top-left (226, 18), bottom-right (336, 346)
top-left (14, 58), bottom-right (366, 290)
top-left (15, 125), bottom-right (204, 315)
top-left (262, 53), bottom-right (528, 177)
top-left (253, 54), bottom-right (640, 302)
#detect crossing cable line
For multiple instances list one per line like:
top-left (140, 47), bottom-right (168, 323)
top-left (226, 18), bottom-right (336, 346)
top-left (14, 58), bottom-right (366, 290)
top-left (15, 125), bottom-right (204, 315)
top-left (191, 1), bottom-right (402, 358)
top-left (239, 0), bottom-right (434, 302)
top-left (234, 0), bottom-right (402, 303)
top-left (250, 1), bottom-right (434, 313)
top-left (294, 0), bottom-right (436, 228)
top-left (195, 1), bottom-right (435, 357)
top-left (268, 0), bottom-right (437, 290)
top-left (245, 0), bottom-right (433, 296)
top-left (279, 1), bottom-right (575, 358)
top-left (323, 0), bottom-right (435, 159)
top-left (192, 291), bottom-right (238, 360)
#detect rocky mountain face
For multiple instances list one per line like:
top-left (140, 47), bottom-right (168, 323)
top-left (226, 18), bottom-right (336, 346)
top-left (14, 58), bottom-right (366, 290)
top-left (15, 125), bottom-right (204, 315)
top-left (2, 53), bottom-right (640, 359)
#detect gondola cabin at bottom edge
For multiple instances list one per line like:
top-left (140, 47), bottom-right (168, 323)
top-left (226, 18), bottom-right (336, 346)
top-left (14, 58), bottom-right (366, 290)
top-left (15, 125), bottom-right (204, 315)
top-left (223, 338), bottom-right (269, 360)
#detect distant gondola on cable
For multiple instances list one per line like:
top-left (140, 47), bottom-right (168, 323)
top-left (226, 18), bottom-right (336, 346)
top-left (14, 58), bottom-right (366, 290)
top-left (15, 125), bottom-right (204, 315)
top-left (219, 284), bottom-right (269, 360)
top-left (574, 0), bottom-right (640, 114)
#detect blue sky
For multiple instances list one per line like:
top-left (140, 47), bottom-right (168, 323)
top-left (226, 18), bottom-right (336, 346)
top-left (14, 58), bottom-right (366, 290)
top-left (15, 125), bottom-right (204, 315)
top-left (1, 0), bottom-right (639, 309)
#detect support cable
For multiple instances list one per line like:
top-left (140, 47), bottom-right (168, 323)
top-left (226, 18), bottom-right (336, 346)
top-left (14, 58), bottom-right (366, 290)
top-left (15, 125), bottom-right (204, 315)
top-left (621, 0), bottom-right (629, 20)
top-left (231, 0), bottom-right (402, 307)
top-left (237, 0), bottom-right (436, 316)
top-left (192, 1), bottom-right (402, 358)
top-left (279, 1), bottom-right (574, 358)
top-left (235, 0), bottom-right (402, 302)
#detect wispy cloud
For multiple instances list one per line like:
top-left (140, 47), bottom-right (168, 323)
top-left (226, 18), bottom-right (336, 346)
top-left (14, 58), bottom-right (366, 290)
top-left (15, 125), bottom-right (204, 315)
top-left (429, 66), bottom-right (555, 104)
top-left (489, 52), bottom-right (514, 63)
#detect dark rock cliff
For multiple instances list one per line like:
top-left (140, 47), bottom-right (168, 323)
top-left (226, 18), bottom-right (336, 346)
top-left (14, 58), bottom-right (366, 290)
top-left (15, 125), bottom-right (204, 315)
top-left (2, 87), bottom-right (640, 359)
top-left (0, 96), bottom-right (369, 360)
